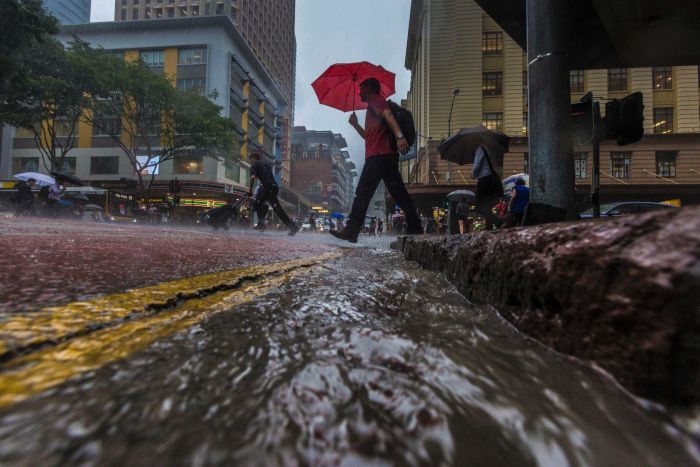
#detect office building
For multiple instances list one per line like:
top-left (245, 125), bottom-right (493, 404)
top-left (44, 0), bottom-right (91, 25)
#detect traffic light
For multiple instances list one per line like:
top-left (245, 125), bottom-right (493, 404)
top-left (571, 92), bottom-right (597, 145)
top-left (605, 92), bottom-right (644, 146)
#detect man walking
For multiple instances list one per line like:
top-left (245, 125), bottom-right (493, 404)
top-left (248, 151), bottom-right (298, 236)
top-left (331, 78), bottom-right (422, 243)
top-left (472, 146), bottom-right (504, 230)
top-left (12, 178), bottom-right (36, 216)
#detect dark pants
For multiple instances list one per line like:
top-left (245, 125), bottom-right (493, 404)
top-left (347, 154), bottom-right (422, 235)
top-left (475, 177), bottom-right (503, 230)
top-left (255, 185), bottom-right (294, 229)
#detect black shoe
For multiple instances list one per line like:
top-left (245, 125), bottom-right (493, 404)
top-left (330, 228), bottom-right (358, 244)
top-left (288, 225), bottom-right (299, 236)
top-left (254, 223), bottom-right (266, 232)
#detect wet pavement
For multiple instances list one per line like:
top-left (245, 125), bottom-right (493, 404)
top-left (0, 216), bottom-right (336, 314)
top-left (0, 234), bottom-right (698, 466)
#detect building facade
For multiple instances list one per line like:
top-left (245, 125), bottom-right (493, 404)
top-left (403, 0), bottom-right (700, 213)
top-left (114, 0), bottom-right (296, 185)
top-left (290, 127), bottom-right (356, 214)
top-left (44, 0), bottom-right (91, 25)
top-left (0, 17), bottom-right (309, 211)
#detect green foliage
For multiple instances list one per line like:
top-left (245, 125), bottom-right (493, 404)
top-left (0, 0), bottom-right (59, 101)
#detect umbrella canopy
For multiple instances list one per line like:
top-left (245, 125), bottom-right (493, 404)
top-left (51, 171), bottom-right (84, 186)
top-left (14, 172), bottom-right (55, 187)
top-left (447, 189), bottom-right (476, 202)
top-left (329, 212), bottom-right (344, 219)
top-left (438, 126), bottom-right (511, 167)
top-left (65, 193), bottom-right (89, 201)
top-left (84, 204), bottom-right (103, 211)
top-left (391, 213), bottom-right (404, 219)
top-left (311, 61), bottom-right (395, 112)
top-left (503, 173), bottom-right (530, 194)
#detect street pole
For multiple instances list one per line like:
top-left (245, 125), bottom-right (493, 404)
top-left (446, 89), bottom-right (459, 184)
top-left (592, 139), bottom-right (601, 218)
top-left (526, 0), bottom-right (575, 222)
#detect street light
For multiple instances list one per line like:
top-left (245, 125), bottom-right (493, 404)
top-left (447, 89), bottom-right (460, 183)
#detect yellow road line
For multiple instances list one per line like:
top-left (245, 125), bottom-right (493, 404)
top-left (0, 264), bottom-right (323, 409)
top-left (0, 253), bottom-right (339, 359)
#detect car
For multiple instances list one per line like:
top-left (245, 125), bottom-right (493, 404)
top-left (578, 202), bottom-right (677, 219)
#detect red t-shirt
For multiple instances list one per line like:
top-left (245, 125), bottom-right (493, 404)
top-left (364, 93), bottom-right (395, 159)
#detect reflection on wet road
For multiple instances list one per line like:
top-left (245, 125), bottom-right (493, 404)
top-left (0, 246), bottom-right (698, 466)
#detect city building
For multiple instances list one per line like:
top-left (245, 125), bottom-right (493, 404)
top-left (0, 17), bottom-right (311, 213)
top-left (402, 0), bottom-right (700, 214)
top-left (44, 0), bottom-right (91, 25)
top-left (114, 0), bottom-right (296, 185)
top-left (290, 127), bottom-right (356, 214)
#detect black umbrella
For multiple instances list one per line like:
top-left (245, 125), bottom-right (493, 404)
top-left (438, 126), bottom-right (511, 167)
top-left (51, 171), bottom-right (84, 186)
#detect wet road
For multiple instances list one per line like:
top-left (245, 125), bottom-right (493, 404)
top-left (0, 236), bottom-right (698, 466)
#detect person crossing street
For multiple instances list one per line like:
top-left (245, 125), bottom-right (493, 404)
top-left (248, 151), bottom-right (298, 236)
top-left (330, 78), bottom-right (422, 243)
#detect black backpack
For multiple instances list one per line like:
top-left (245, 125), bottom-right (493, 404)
top-left (39, 185), bottom-right (50, 200)
top-left (387, 100), bottom-right (417, 149)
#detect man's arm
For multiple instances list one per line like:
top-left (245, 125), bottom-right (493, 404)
top-left (509, 188), bottom-right (517, 210)
top-left (472, 148), bottom-right (485, 179)
top-left (249, 175), bottom-right (256, 195)
top-left (349, 112), bottom-right (365, 139)
top-left (379, 108), bottom-right (409, 154)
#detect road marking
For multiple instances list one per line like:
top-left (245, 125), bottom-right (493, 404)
top-left (0, 253), bottom-right (339, 360)
top-left (0, 253), bottom-right (339, 409)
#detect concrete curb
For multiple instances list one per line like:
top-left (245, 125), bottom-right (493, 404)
top-left (393, 207), bottom-right (700, 405)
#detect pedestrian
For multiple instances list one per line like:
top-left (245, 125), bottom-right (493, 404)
top-left (495, 196), bottom-right (509, 223)
top-left (377, 218), bottom-right (384, 236)
top-left (248, 151), bottom-right (298, 236)
top-left (472, 146), bottom-right (504, 230)
top-left (507, 177), bottom-right (530, 227)
top-left (439, 215), bottom-right (447, 235)
top-left (308, 213), bottom-right (317, 232)
top-left (11, 178), bottom-right (37, 216)
top-left (330, 77), bottom-right (422, 243)
top-left (369, 218), bottom-right (377, 236)
top-left (456, 196), bottom-right (471, 234)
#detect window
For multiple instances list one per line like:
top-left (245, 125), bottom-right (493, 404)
top-left (174, 155), bottom-right (204, 174)
top-left (523, 153), bottom-right (529, 174)
top-left (144, 6), bottom-right (150, 18)
top-left (482, 72), bottom-right (503, 96)
top-left (522, 112), bottom-right (528, 135)
top-left (176, 78), bottom-right (206, 94)
top-left (653, 66), bottom-right (672, 90)
top-left (140, 50), bottom-right (164, 67)
top-left (132, 7), bottom-right (138, 18)
top-left (58, 157), bottom-right (77, 175)
top-left (216, 2), bottom-right (224, 14)
top-left (93, 117), bottom-right (121, 136)
top-left (574, 152), bottom-right (587, 179)
top-left (656, 151), bottom-right (677, 177)
top-left (14, 126), bottom-right (34, 138)
top-left (121, 0), bottom-right (127, 5)
top-left (121, 8), bottom-right (127, 20)
top-left (482, 32), bottom-right (503, 56)
top-left (178, 47), bottom-right (207, 65)
top-left (608, 68), bottom-right (628, 92)
top-left (653, 107), bottom-right (674, 134)
top-left (191, 5), bottom-right (198, 15)
top-left (167, 7), bottom-right (174, 16)
top-left (12, 157), bottom-right (40, 173)
top-left (570, 70), bottom-right (584, 94)
top-left (482, 112), bottom-right (503, 131)
top-left (610, 152), bottom-right (631, 179)
top-left (90, 156), bottom-right (120, 175)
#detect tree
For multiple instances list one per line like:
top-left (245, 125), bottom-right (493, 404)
top-left (0, 0), bottom-right (59, 104)
top-left (86, 57), bottom-right (237, 198)
top-left (0, 39), bottom-right (97, 172)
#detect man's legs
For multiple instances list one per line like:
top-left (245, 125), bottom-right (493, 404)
top-left (475, 177), bottom-right (503, 230)
top-left (345, 157), bottom-right (385, 236)
top-left (267, 186), bottom-right (295, 230)
top-left (382, 155), bottom-right (423, 234)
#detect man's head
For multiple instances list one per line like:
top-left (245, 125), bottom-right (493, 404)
top-left (249, 151), bottom-right (262, 162)
top-left (515, 178), bottom-right (526, 186)
top-left (359, 78), bottom-right (380, 103)
top-left (27, 178), bottom-right (37, 187)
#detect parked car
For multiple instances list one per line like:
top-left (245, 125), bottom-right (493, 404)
top-left (578, 202), bottom-right (677, 219)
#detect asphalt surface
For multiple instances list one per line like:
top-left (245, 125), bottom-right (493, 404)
top-left (0, 215), bottom-right (698, 466)
top-left (0, 216), bottom-right (337, 314)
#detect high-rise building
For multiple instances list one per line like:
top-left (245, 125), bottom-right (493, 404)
top-left (44, 0), bottom-right (91, 24)
top-left (114, 0), bottom-right (296, 184)
top-left (290, 127), bottom-right (357, 214)
top-left (403, 0), bottom-right (700, 212)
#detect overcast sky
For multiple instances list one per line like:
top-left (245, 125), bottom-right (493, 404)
top-left (90, 0), bottom-right (412, 173)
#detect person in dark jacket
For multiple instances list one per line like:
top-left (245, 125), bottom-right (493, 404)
top-left (248, 151), bottom-right (298, 236)
top-left (471, 146), bottom-right (504, 230)
top-left (507, 178), bottom-right (530, 227)
top-left (12, 178), bottom-right (36, 216)
top-left (456, 196), bottom-right (471, 234)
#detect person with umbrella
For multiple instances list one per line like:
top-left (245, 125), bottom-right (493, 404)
top-left (11, 178), bottom-right (37, 217)
top-left (331, 78), bottom-right (422, 243)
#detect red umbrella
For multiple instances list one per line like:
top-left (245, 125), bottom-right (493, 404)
top-left (311, 61), bottom-right (396, 112)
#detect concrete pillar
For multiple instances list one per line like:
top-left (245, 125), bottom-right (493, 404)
top-left (526, 0), bottom-right (575, 220)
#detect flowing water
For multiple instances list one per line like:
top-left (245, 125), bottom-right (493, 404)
top-left (0, 245), bottom-right (698, 466)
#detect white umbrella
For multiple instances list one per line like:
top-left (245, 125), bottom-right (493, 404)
top-left (14, 172), bottom-right (55, 187)
top-left (84, 204), bottom-right (103, 211)
top-left (503, 173), bottom-right (529, 194)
